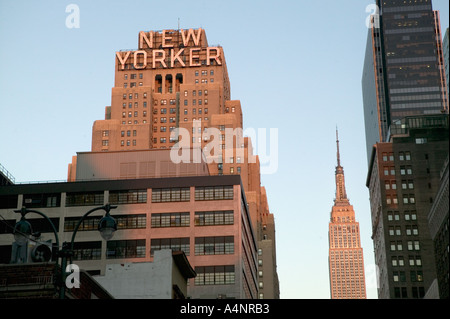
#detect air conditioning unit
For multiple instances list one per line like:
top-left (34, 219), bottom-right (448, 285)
top-left (29, 240), bottom-right (53, 263)
top-left (10, 238), bottom-right (53, 264)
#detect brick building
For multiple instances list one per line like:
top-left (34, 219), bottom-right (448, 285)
top-left (366, 114), bottom-right (449, 298)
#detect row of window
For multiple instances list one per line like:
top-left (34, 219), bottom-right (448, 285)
top-left (393, 271), bottom-right (424, 283)
top-left (62, 211), bottom-right (235, 233)
top-left (123, 92), bottom-right (147, 100)
top-left (194, 265), bottom-right (235, 286)
top-left (66, 190), bottom-right (147, 207)
top-left (119, 236), bottom-right (235, 257)
top-left (194, 236), bottom-right (234, 256)
top-left (71, 237), bottom-right (237, 261)
top-left (391, 255), bottom-right (422, 267)
top-left (382, 152), bottom-right (411, 162)
top-left (16, 186), bottom-right (235, 208)
top-left (394, 286), bottom-right (426, 299)
top-left (183, 99), bottom-right (208, 106)
top-left (387, 211), bottom-right (417, 221)
top-left (194, 186), bottom-right (234, 201)
top-left (1, 212), bottom-right (235, 236)
top-left (385, 194), bottom-right (416, 205)
top-left (122, 111), bottom-right (147, 118)
top-left (388, 225), bottom-right (419, 236)
top-left (121, 120), bottom-right (147, 125)
top-left (122, 101), bottom-right (148, 108)
top-left (384, 180), bottom-right (414, 190)
top-left (183, 107), bottom-right (209, 115)
top-left (64, 214), bottom-right (146, 232)
top-left (123, 82), bottom-right (144, 88)
top-left (124, 73), bottom-right (143, 80)
top-left (151, 211), bottom-right (234, 228)
top-left (390, 240), bottom-right (421, 251)
top-left (151, 188), bottom-right (190, 202)
top-left (383, 166), bottom-right (413, 176)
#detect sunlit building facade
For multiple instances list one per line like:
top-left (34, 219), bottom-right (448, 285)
top-left (328, 132), bottom-right (367, 299)
top-left (0, 173), bottom-right (260, 299)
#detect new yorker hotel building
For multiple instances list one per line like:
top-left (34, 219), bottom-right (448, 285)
top-left (68, 28), bottom-right (280, 299)
top-left (87, 28), bottom-right (229, 153)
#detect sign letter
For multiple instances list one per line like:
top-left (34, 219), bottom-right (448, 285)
top-left (116, 51), bottom-right (131, 70)
top-left (171, 49), bottom-right (185, 68)
top-left (181, 28), bottom-right (202, 47)
top-left (207, 47), bottom-right (222, 66)
top-left (162, 30), bottom-right (174, 48)
top-left (139, 31), bottom-right (154, 49)
top-left (134, 51), bottom-right (148, 69)
top-left (153, 50), bottom-right (167, 69)
top-left (190, 48), bottom-right (201, 67)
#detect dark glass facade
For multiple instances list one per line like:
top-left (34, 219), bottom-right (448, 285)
top-left (362, 0), bottom-right (448, 161)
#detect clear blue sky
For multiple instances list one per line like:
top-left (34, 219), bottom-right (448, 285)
top-left (0, 0), bottom-right (448, 299)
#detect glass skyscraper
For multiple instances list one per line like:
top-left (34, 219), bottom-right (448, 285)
top-left (362, 0), bottom-right (448, 163)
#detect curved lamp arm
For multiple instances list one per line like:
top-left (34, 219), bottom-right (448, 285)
top-left (69, 204), bottom-right (117, 251)
top-left (14, 207), bottom-right (60, 250)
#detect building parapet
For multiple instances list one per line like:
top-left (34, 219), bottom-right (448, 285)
top-left (0, 163), bottom-right (15, 185)
top-left (387, 114), bottom-right (449, 139)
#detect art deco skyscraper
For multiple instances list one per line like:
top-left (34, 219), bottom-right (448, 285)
top-left (362, 0), bottom-right (448, 162)
top-left (329, 131), bottom-right (367, 299)
top-left (66, 28), bottom-right (279, 299)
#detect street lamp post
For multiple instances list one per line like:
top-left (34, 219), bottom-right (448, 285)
top-left (13, 204), bottom-right (118, 299)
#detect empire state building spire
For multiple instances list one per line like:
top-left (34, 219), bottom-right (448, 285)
top-left (335, 129), bottom-right (349, 206)
top-left (329, 129), bottom-right (367, 299)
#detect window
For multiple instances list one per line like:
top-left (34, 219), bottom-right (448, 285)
top-left (195, 236), bottom-right (234, 255)
top-left (150, 238), bottom-right (190, 256)
top-left (72, 241), bottom-right (102, 261)
top-left (194, 265), bottom-right (235, 286)
top-left (393, 271), bottom-right (406, 282)
top-left (195, 211), bottom-right (234, 226)
top-left (66, 192), bottom-right (104, 207)
top-left (109, 189), bottom-right (147, 204)
top-left (410, 271), bottom-right (423, 282)
top-left (391, 256), bottom-right (404, 267)
top-left (411, 287), bottom-right (425, 299)
top-left (152, 188), bottom-right (190, 203)
top-left (408, 241), bottom-right (420, 251)
top-left (106, 239), bottom-right (146, 259)
top-left (114, 214), bottom-right (146, 229)
top-left (409, 256), bottom-right (422, 267)
top-left (151, 213), bottom-right (190, 228)
top-left (23, 193), bottom-right (61, 208)
top-left (195, 186), bottom-right (233, 201)
top-left (416, 138), bottom-right (428, 144)
top-left (65, 216), bottom-right (102, 232)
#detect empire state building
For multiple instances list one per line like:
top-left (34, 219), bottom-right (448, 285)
top-left (328, 131), bottom-right (367, 299)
